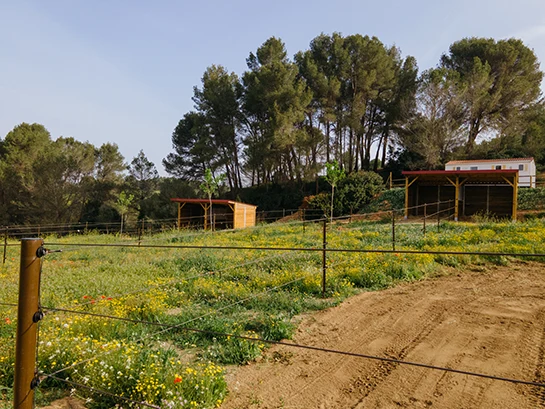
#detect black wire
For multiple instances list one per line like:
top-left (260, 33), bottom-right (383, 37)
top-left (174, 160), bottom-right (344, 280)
top-left (42, 241), bottom-right (545, 259)
top-left (42, 275), bottom-right (307, 378)
top-left (40, 306), bottom-right (545, 389)
top-left (45, 375), bottom-right (160, 409)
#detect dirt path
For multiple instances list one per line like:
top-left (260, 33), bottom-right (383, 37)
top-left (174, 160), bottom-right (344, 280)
top-left (221, 262), bottom-right (545, 409)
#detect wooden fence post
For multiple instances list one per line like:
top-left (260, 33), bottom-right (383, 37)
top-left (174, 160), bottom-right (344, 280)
top-left (2, 227), bottom-right (7, 264)
top-left (423, 204), bottom-right (427, 237)
top-left (322, 219), bottom-right (327, 298)
top-left (14, 238), bottom-right (45, 409)
top-left (392, 210), bottom-right (396, 251)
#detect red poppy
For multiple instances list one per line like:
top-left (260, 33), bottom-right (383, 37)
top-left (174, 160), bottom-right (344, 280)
top-left (4, 317), bottom-right (11, 325)
top-left (174, 376), bottom-right (182, 384)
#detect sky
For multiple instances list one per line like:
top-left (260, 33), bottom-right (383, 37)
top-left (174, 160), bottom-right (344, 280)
top-left (1, 0), bottom-right (545, 175)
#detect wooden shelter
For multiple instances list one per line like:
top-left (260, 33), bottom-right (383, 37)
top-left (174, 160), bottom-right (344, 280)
top-left (402, 170), bottom-right (519, 221)
top-left (170, 198), bottom-right (257, 230)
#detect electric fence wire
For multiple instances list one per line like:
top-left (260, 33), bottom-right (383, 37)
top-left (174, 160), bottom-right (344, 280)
top-left (1, 199), bottom-right (453, 243)
top-left (46, 248), bottom-right (313, 312)
top-left (41, 240), bottom-right (545, 259)
top-left (41, 273), bottom-right (307, 379)
top-left (40, 306), bottom-right (545, 389)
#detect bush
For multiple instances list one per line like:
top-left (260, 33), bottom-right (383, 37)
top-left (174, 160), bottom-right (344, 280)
top-left (518, 187), bottom-right (545, 210)
top-left (306, 171), bottom-right (385, 217)
top-left (337, 171), bottom-right (384, 214)
top-left (359, 187), bottom-right (405, 214)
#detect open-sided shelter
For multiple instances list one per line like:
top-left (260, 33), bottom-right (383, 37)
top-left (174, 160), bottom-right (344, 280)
top-left (171, 198), bottom-right (257, 230)
top-left (402, 170), bottom-right (519, 221)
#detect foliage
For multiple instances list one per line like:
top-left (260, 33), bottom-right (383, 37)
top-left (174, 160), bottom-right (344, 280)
top-left (395, 68), bottom-right (465, 169)
top-left (361, 188), bottom-right (405, 213)
top-left (0, 124), bottom-right (128, 226)
top-left (113, 191), bottom-right (135, 234)
top-left (336, 171), bottom-right (384, 214)
top-left (127, 150), bottom-right (159, 203)
top-left (518, 187), bottom-right (545, 211)
top-left (440, 37), bottom-right (543, 154)
top-left (324, 161), bottom-right (345, 221)
top-left (307, 170), bottom-right (383, 217)
top-left (200, 169), bottom-right (226, 230)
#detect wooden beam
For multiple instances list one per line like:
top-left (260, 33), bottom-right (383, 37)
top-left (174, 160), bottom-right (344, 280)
top-left (512, 173), bottom-right (519, 221)
top-left (501, 176), bottom-right (515, 188)
top-left (404, 176), bottom-right (419, 219)
top-left (199, 203), bottom-right (211, 230)
top-left (444, 177), bottom-right (467, 221)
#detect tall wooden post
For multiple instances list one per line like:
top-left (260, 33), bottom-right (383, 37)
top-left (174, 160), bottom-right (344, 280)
top-left (512, 172), bottom-right (519, 221)
top-left (423, 204), bottom-right (427, 237)
top-left (392, 210), bottom-right (396, 251)
top-left (177, 202), bottom-right (181, 230)
top-left (14, 238), bottom-right (44, 409)
top-left (2, 227), bottom-right (7, 264)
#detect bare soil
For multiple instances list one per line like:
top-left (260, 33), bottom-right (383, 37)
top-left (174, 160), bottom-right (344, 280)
top-left (221, 261), bottom-right (545, 409)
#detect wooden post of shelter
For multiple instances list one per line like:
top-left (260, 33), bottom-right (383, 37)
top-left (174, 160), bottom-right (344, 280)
top-left (446, 176), bottom-right (466, 222)
top-left (502, 173), bottom-right (519, 221)
top-left (199, 202), bottom-right (211, 230)
top-left (404, 176), bottom-right (418, 219)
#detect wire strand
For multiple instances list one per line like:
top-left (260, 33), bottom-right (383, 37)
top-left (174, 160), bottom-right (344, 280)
top-left (42, 273), bottom-right (307, 378)
top-left (41, 241), bottom-right (545, 259)
top-left (40, 308), bottom-right (545, 389)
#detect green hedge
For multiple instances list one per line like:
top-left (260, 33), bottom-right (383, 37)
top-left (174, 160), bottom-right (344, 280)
top-left (518, 187), bottom-right (545, 210)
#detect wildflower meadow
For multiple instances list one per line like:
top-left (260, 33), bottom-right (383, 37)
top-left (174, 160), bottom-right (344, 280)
top-left (1, 217), bottom-right (545, 408)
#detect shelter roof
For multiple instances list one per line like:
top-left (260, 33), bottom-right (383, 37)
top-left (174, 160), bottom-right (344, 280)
top-left (170, 198), bottom-right (257, 208)
top-left (402, 170), bottom-right (518, 184)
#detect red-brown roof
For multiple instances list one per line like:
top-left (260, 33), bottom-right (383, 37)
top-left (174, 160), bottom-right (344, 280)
top-left (170, 198), bottom-right (257, 208)
top-left (402, 169), bottom-right (518, 176)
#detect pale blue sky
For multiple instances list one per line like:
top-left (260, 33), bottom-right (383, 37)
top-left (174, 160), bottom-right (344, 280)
top-left (1, 0), bottom-right (544, 174)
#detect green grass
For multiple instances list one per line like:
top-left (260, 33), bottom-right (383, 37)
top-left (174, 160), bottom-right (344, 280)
top-left (1, 218), bottom-right (545, 408)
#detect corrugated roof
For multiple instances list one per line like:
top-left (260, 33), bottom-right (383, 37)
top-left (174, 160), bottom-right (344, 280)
top-left (446, 158), bottom-right (534, 165)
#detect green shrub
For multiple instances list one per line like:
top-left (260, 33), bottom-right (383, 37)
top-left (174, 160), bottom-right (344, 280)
top-left (518, 187), bottom-right (545, 210)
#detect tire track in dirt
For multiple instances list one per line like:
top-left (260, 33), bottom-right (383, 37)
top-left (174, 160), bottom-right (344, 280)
top-left (347, 289), bottom-right (482, 409)
top-left (521, 309), bottom-right (545, 407)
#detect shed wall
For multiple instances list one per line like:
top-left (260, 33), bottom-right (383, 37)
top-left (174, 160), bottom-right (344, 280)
top-left (233, 203), bottom-right (256, 229)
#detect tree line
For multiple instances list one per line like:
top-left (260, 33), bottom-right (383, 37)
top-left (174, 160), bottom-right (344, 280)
top-left (164, 33), bottom-right (544, 188)
top-left (0, 123), bottom-right (197, 227)
top-left (2, 33), bottom-right (544, 226)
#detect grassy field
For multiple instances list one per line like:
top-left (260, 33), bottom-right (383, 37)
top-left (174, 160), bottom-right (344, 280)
top-left (1, 217), bottom-right (545, 408)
